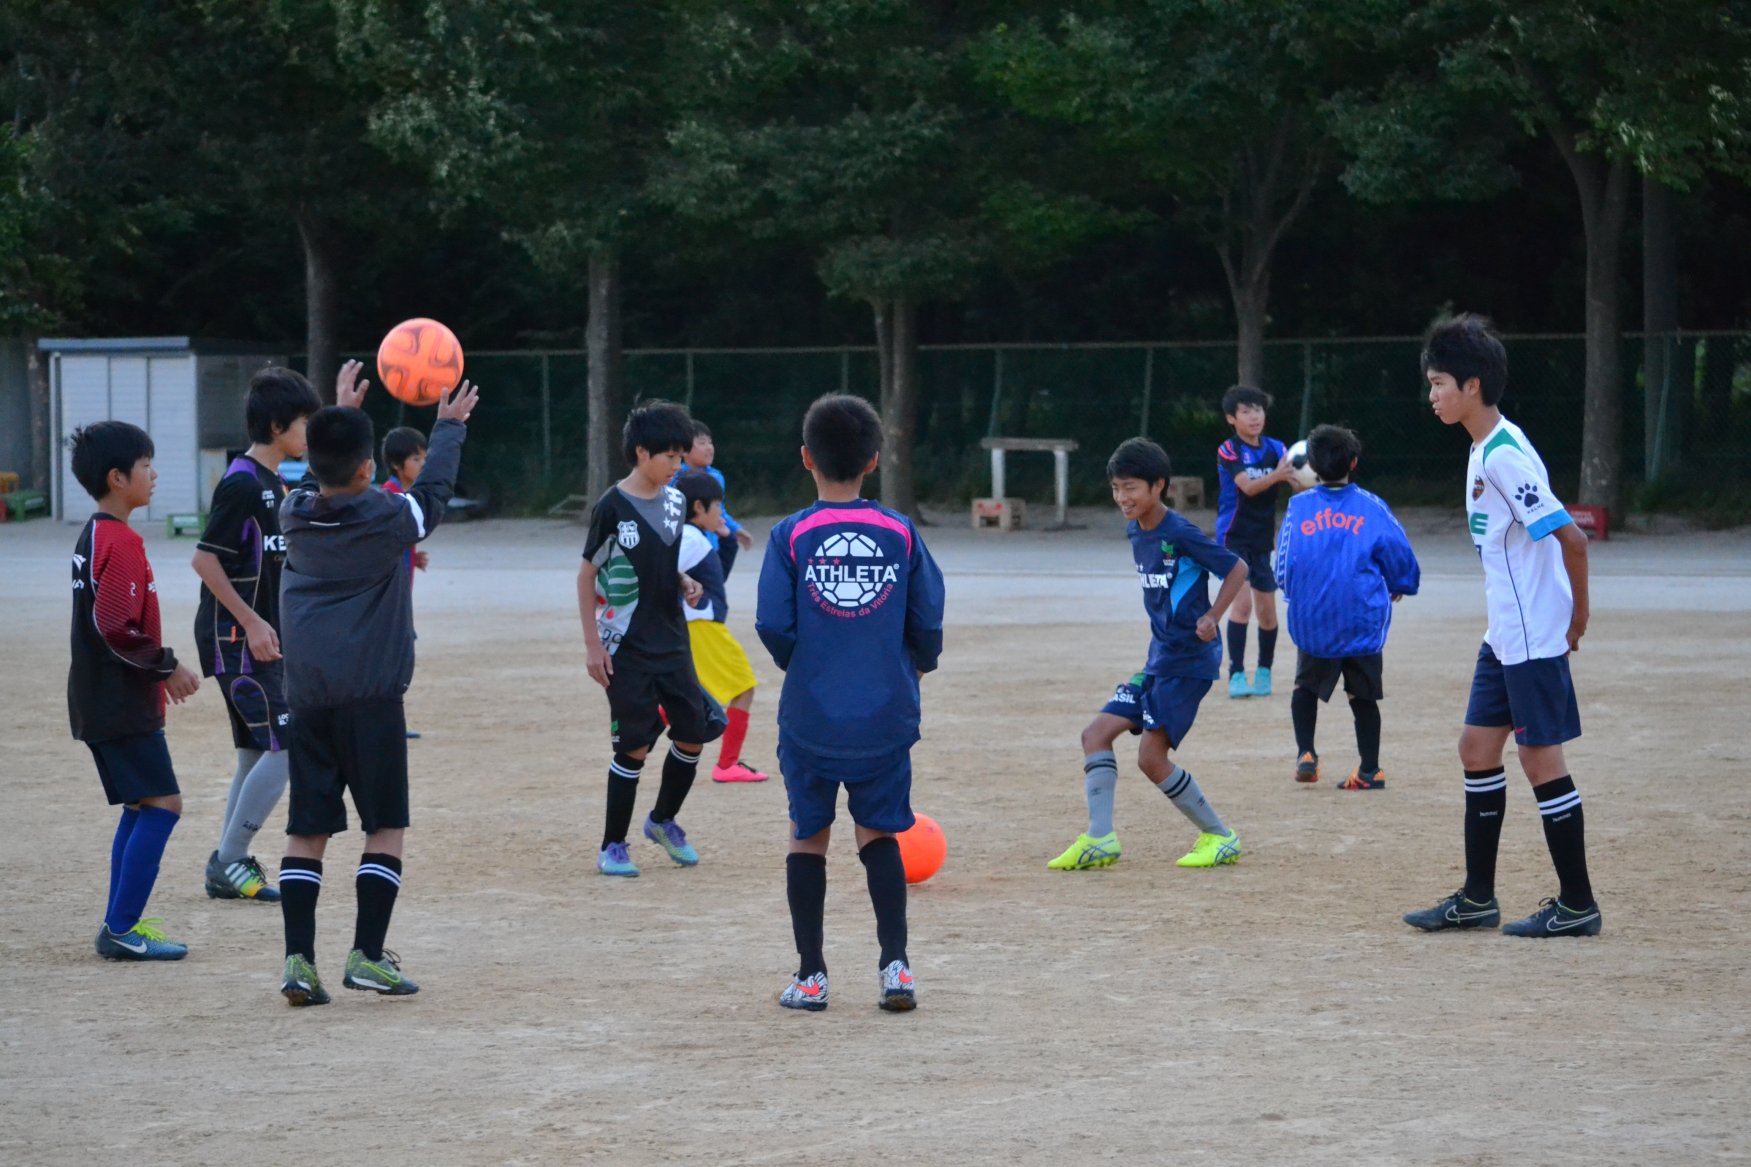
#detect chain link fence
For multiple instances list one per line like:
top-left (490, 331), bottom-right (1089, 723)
top-left (344, 332), bottom-right (1749, 516)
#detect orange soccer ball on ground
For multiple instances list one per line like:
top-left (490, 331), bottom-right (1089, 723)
top-left (896, 813), bottom-right (947, 884)
top-left (376, 317), bottom-right (464, 407)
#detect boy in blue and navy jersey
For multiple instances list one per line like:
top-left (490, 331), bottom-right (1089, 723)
top-left (1047, 438), bottom-right (1250, 873)
top-left (756, 394), bottom-right (945, 1014)
top-left (1275, 425), bottom-right (1420, 790)
top-left (1215, 385), bottom-right (1301, 698)
top-left (673, 420), bottom-right (755, 578)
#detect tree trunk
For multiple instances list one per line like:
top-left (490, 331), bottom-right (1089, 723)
top-left (1565, 154), bottom-right (1630, 518)
top-left (1232, 270), bottom-right (1270, 389)
top-left (871, 297), bottom-right (920, 518)
top-left (585, 244), bottom-right (623, 504)
top-left (297, 215), bottom-right (341, 402)
top-left (1642, 176), bottom-right (1679, 482)
top-left (26, 335), bottom-right (51, 493)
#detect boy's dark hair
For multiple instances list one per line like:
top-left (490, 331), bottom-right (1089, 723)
top-left (381, 426), bottom-right (428, 473)
top-left (246, 366), bottom-right (322, 444)
top-left (69, 420), bottom-right (154, 500)
top-left (622, 400), bottom-right (694, 466)
top-left (305, 406), bottom-right (376, 488)
top-left (1307, 424), bottom-right (1362, 484)
top-left (1220, 385), bottom-right (1272, 417)
top-left (1106, 437), bottom-right (1173, 500)
top-left (1421, 313), bottom-right (1507, 406)
top-left (691, 420), bottom-right (713, 439)
top-left (802, 394), bottom-right (883, 483)
top-left (676, 467), bottom-right (725, 520)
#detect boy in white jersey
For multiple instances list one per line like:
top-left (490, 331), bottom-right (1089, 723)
top-left (1404, 315), bottom-right (1600, 937)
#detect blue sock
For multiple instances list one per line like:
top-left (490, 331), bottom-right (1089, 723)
top-left (106, 807), bottom-right (141, 923)
top-left (106, 805), bottom-right (178, 934)
top-left (1084, 751), bottom-right (1118, 837)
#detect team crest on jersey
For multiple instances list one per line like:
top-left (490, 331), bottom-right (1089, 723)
top-left (617, 520), bottom-right (640, 549)
top-left (1471, 475), bottom-right (1485, 501)
top-left (803, 531), bottom-right (899, 616)
top-left (261, 489), bottom-right (277, 505)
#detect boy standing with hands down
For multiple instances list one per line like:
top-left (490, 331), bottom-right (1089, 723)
top-left (1405, 314), bottom-right (1601, 938)
top-left (579, 402), bottom-right (726, 878)
top-left (1215, 385), bottom-right (1299, 698)
top-left (1274, 425), bottom-right (1421, 789)
top-left (275, 365), bottom-right (478, 1005)
top-left (757, 394), bottom-right (945, 1013)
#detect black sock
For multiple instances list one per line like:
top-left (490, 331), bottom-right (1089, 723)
top-left (602, 753), bottom-right (644, 848)
top-left (1258, 626), bottom-right (1278, 670)
top-left (1226, 620), bottom-right (1248, 675)
top-left (786, 852), bottom-right (828, 979)
top-left (859, 836), bottom-right (909, 969)
top-left (1462, 768), bottom-right (1508, 902)
top-left (650, 742), bottom-right (701, 823)
top-left (280, 857), bottom-right (322, 961)
top-left (353, 853), bottom-right (402, 962)
top-left (1533, 775), bottom-right (1593, 909)
top-left (1350, 697), bottom-right (1381, 772)
top-left (1291, 687), bottom-right (1318, 755)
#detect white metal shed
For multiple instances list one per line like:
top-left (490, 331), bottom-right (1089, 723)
top-left (41, 338), bottom-right (286, 523)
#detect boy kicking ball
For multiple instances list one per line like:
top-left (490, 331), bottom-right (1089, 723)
top-left (1047, 438), bottom-right (1249, 872)
top-left (275, 366), bottom-right (477, 1005)
top-left (1404, 314), bottom-right (1601, 938)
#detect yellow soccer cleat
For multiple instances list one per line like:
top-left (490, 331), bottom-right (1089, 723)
top-left (1175, 830), bottom-right (1242, 868)
top-left (1047, 832), bottom-right (1122, 870)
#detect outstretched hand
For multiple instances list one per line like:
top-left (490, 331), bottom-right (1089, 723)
top-left (437, 379), bottom-right (479, 423)
top-left (336, 359), bottom-right (370, 408)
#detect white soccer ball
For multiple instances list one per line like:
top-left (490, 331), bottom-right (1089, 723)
top-left (814, 531), bottom-right (886, 608)
top-left (818, 531), bottom-right (881, 558)
top-left (1285, 440), bottom-right (1318, 490)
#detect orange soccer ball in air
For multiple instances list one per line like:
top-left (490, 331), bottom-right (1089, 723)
top-left (376, 317), bottom-right (464, 407)
top-left (897, 813), bottom-right (947, 884)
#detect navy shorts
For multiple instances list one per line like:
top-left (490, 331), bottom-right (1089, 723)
top-left (218, 658), bottom-right (290, 752)
top-left (780, 744), bottom-right (915, 840)
top-left (88, 730), bottom-right (180, 805)
top-left (607, 657), bottom-right (726, 754)
top-left (1100, 673), bottom-right (1211, 749)
top-left (1227, 541), bottom-right (1277, 593)
top-left (286, 699), bottom-right (410, 836)
top-left (1465, 642), bottom-right (1581, 748)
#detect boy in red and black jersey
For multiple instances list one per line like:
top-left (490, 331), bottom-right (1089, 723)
top-left (69, 421), bottom-right (202, 960)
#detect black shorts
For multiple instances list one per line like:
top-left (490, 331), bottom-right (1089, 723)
top-left (88, 730), bottom-right (180, 805)
top-left (1294, 650), bottom-right (1385, 702)
top-left (217, 655), bottom-right (290, 752)
top-left (1228, 541), bottom-right (1278, 593)
top-left (286, 699), bottom-right (410, 837)
top-left (607, 656), bottom-right (727, 753)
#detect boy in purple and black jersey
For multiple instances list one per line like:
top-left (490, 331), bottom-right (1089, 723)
top-left (191, 366), bottom-right (321, 903)
top-left (757, 394), bottom-right (945, 1014)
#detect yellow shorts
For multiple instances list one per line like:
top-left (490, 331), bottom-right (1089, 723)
top-left (688, 620), bottom-right (757, 705)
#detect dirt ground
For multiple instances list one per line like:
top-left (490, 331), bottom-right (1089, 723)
top-left (2, 503), bottom-right (1748, 1166)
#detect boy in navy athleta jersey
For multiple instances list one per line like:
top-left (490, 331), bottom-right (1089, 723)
top-left (69, 422), bottom-right (203, 960)
top-left (757, 395), bottom-right (945, 1013)
top-left (1047, 438), bottom-right (1248, 872)
top-left (192, 366), bottom-right (321, 903)
top-left (1215, 385), bottom-right (1299, 698)
top-left (1275, 425), bottom-right (1420, 789)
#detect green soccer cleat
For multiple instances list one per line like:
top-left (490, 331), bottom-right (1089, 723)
top-left (1175, 830), bottom-right (1242, 868)
top-left (1046, 832), bottom-right (1122, 870)
top-left (205, 850), bottom-right (281, 901)
top-left (281, 954), bottom-right (331, 1006)
top-left (343, 948), bottom-right (421, 996)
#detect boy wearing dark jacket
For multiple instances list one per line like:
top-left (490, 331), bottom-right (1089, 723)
top-left (274, 367), bottom-right (477, 1006)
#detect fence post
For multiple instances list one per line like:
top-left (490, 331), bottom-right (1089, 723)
top-left (1140, 346), bottom-right (1154, 435)
top-left (540, 352), bottom-right (552, 487)
top-left (1650, 330), bottom-right (1676, 483)
top-left (1298, 341), bottom-right (1314, 439)
top-left (840, 348), bottom-right (850, 395)
top-left (986, 349), bottom-right (1004, 436)
top-left (684, 351), bottom-right (695, 409)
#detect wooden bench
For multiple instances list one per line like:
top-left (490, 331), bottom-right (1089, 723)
top-left (977, 437), bottom-right (1079, 529)
top-left (166, 512), bottom-right (206, 537)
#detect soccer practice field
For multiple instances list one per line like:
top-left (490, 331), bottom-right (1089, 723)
top-left (3, 508), bottom-right (1749, 1165)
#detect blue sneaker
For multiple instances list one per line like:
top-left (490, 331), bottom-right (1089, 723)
top-left (643, 814), bottom-right (699, 866)
top-left (1227, 672), bottom-right (1250, 699)
top-left (1403, 889), bottom-right (1501, 931)
top-left (1251, 666), bottom-right (1273, 696)
top-left (1502, 897), bottom-right (1602, 938)
top-left (597, 841), bottom-right (640, 877)
top-left (95, 918), bottom-right (188, 961)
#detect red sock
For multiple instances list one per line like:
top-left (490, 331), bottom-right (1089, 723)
top-left (718, 706), bottom-right (749, 769)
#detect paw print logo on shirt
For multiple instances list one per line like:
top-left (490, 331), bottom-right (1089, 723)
top-left (1514, 482), bottom-right (1542, 511)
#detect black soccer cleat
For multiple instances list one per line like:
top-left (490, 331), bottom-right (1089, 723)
top-left (1403, 889), bottom-right (1501, 932)
top-left (1502, 897), bottom-right (1602, 938)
